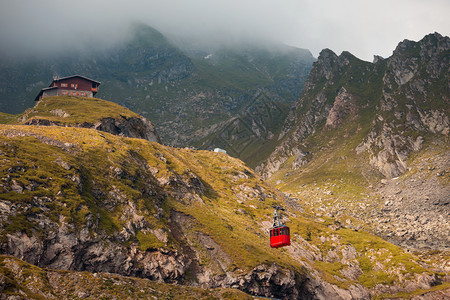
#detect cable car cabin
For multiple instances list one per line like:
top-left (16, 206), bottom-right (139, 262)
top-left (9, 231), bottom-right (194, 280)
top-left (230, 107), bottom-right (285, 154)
top-left (270, 225), bottom-right (290, 248)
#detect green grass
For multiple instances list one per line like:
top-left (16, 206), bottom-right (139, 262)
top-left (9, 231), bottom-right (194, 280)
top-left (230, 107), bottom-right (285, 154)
top-left (136, 231), bottom-right (165, 251)
top-left (21, 96), bottom-right (140, 125)
top-left (0, 112), bottom-right (18, 124)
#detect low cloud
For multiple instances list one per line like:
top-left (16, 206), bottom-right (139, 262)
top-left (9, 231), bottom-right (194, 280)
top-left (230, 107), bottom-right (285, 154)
top-left (0, 0), bottom-right (449, 60)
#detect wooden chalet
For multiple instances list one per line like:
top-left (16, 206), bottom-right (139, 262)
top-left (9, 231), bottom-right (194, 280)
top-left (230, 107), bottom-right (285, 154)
top-left (35, 75), bottom-right (101, 101)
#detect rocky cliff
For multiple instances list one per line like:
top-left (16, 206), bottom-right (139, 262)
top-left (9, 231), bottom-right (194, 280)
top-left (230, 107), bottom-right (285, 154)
top-left (0, 255), bottom-right (253, 299)
top-left (259, 32), bottom-right (448, 179)
top-left (257, 33), bottom-right (449, 256)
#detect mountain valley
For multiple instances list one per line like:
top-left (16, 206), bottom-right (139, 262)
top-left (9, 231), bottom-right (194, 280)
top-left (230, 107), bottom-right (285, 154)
top-left (0, 28), bottom-right (448, 299)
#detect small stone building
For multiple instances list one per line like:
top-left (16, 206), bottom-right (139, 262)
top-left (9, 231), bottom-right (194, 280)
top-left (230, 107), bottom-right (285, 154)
top-left (35, 75), bottom-right (101, 101)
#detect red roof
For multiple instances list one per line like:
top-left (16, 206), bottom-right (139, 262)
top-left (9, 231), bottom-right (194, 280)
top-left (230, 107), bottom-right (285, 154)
top-left (50, 75), bottom-right (101, 86)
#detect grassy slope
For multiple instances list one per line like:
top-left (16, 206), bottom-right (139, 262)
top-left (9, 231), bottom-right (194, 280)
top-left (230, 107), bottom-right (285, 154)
top-left (0, 124), bottom-right (300, 272)
top-left (0, 123), bottom-right (445, 296)
top-left (20, 96), bottom-right (140, 124)
top-left (0, 112), bottom-right (17, 124)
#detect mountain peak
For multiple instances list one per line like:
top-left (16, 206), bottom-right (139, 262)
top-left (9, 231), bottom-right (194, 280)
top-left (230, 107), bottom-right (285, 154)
top-left (393, 31), bottom-right (449, 58)
top-left (318, 48), bottom-right (338, 60)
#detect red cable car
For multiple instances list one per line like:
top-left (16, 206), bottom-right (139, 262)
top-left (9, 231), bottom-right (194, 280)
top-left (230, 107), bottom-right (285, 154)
top-left (269, 207), bottom-right (291, 248)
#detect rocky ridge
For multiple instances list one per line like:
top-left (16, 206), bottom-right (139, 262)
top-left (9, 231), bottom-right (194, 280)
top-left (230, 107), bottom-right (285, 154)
top-left (259, 33), bottom-right (449, 179)
top-left (256, 33), bottom-right (449, 257)
top-left (24, 115), bottom-right (160, 143)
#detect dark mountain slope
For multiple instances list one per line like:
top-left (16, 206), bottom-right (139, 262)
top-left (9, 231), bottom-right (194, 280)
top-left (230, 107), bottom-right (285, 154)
top-left (0, 23), bottom-right (315, 167)
top-left (0, 24), bottom-right (192, 115)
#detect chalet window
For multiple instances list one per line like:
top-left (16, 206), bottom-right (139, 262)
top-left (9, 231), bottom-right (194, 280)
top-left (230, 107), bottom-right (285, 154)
top-left (61, 83), bottom-right (68, 87)
top-left (71, 83), bottom-right (78, 89)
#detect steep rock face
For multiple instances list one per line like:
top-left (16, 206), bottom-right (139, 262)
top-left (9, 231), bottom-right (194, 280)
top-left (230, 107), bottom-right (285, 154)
top-left (356, 33), bottom-right (449, 178)
top-left (325, 87), bottom-right (358, 128)
top-left (257, 49), bottom-right (368, 178)
top-left (96, 116), bottom-right (160, 142)
top-left (259, 33), bottom-right (449, 179)
top-left (0, 255), bottom-right (253, 299)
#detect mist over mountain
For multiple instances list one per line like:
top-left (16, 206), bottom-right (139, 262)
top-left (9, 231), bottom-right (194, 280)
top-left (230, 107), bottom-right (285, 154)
top-left (1, 0), bottom-right (449, 61)
top-left (0, 23), bottom-right (315, 168)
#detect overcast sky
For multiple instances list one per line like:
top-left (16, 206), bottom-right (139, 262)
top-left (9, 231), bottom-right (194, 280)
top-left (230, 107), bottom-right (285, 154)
top-left (0, 0), bottom-right (449, 61)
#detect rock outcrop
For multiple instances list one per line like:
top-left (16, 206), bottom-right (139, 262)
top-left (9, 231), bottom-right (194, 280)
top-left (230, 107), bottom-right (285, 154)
top-left (0, 255), bottom-right (253, 299)
top-left (25, 115), bottom-right (161, 143)
top-left (17, 96), bottom-right (161, 143)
